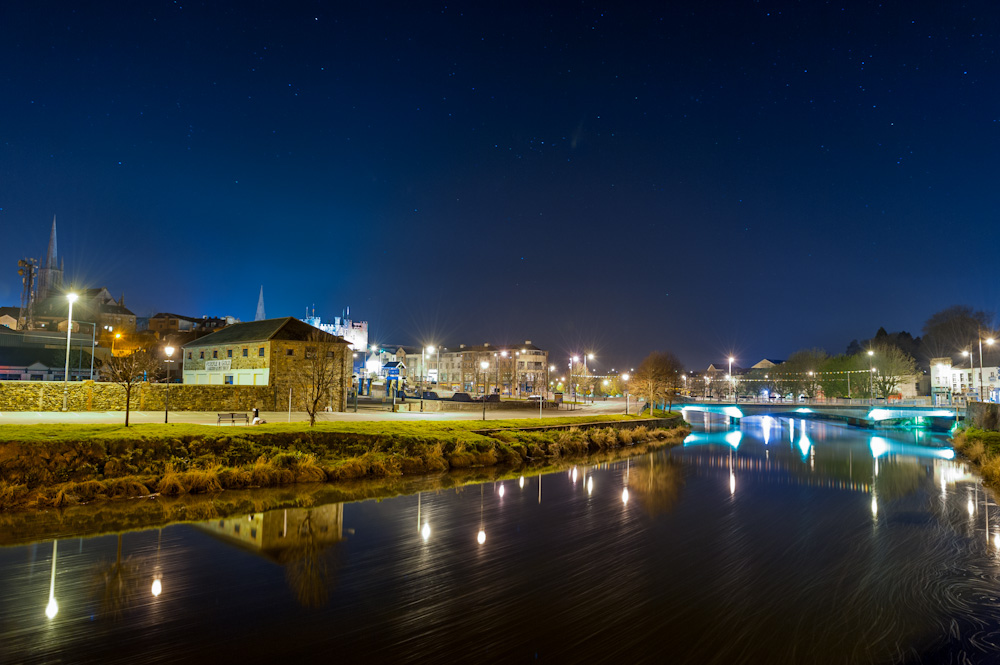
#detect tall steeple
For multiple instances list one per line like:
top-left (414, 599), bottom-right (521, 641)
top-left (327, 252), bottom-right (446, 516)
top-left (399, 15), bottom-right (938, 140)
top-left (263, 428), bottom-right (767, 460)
top-left (255, 286), bottom-right (266, 321)
top-left (46, 215), bottom-right (58, 269)
top-left (36, 215), bottom-right (64, 301)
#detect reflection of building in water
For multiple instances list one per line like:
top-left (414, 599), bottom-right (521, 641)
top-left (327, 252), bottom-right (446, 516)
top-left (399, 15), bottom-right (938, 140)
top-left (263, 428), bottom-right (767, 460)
top-left (196, 503), bottom-right (344, 559)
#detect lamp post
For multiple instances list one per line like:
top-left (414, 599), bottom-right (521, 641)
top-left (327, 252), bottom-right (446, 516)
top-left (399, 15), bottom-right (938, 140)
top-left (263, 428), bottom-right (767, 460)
top-left (622, 373), bottom-right (630, 415)
top-left (164, 346), bottom-right (175, 423)
top-left (978, 334), bottom-right (995, 401)
top-left (867, 350), bottom-right (875, 404)
top-left (61, 293), bottom-right (78, 411)
top-left (480, 360), bottom-right (489, 420)
top-left (570, 356), bottom-right (579, 410)
top-left (112, 331), bottom-right (121, 356)
top-left (728, 356), bottom-right (735, 402)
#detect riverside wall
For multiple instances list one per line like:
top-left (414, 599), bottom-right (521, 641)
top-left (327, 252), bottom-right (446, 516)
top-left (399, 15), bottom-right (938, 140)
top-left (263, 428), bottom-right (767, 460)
top-left (968, 402), bottom-right (1000, 431)
top-left (0, 380), bottom-right (277, 412)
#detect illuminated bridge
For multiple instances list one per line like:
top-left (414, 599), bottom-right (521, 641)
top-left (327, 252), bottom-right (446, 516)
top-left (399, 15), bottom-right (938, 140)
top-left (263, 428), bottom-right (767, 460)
top-left (678, 402), bottom-right (960, 430)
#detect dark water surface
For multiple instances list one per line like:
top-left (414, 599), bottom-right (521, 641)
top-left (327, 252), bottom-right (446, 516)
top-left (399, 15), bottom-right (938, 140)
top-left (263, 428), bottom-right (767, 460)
top-left (3, 417), bottom-right (1000, 664)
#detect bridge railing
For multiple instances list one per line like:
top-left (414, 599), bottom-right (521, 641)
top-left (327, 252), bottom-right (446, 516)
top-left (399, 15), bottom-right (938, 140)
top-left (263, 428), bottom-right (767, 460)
top-left (684, 396), bottom-right (934, 407)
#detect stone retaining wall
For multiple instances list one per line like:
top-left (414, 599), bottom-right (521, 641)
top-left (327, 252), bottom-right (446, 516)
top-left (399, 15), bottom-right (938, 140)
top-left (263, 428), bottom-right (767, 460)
top-left (0, 380), bottom-right (278, 412)
top-left (968, 402), bottom-right (1000, 431)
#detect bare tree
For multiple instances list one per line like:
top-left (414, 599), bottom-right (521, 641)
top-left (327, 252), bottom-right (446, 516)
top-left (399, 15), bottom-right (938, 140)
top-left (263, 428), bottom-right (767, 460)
top-left (103, 348), bottom-right (161, 426)
top-left (292, 331), bottom-right (346, 426)
top-left (631, 351), bottom-right (685, 413)
top-left (871, 344), bottom-right (918, 400)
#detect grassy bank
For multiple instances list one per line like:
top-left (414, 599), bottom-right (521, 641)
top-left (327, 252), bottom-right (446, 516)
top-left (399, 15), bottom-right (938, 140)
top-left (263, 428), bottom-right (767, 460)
top-left (951, 427), bottom-right (1000, 485)
top-left (0, 415), bottom-right (687, 512)
top-left (0, 436), bottom-right (677, 547)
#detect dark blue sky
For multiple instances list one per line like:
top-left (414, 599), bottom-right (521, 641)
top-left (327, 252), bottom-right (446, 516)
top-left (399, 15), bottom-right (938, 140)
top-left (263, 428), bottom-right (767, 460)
top-left (2, 1), bottom-right (998, 370)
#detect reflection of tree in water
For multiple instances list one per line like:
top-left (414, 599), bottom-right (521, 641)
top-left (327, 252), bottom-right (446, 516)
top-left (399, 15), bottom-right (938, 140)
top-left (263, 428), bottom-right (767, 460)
top-left (629, 454), bottom-right (684, 517)
top-left (874, 459), bottom-right (923, 501)
top-left (91, 533), bottom-right (142, 620)
top-left (280, 510), bottom-right (336, 608)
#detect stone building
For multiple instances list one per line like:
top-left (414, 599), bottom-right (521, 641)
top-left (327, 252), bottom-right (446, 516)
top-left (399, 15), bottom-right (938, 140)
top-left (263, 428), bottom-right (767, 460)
top-left (181, 317), bottom-right (352, 411)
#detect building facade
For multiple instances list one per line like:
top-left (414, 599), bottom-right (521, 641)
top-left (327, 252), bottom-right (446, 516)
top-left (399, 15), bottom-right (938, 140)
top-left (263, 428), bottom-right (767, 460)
top-left (181, 317), bottom-right (353, 411)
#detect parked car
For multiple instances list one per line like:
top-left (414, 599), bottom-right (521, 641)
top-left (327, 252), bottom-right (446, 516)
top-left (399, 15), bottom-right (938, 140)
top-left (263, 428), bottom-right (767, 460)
top-left (422, 391), bottom-right (439, 400)
top-left (452, 392), bottom-right (474, 402)
top-left (527, 395), bottom-right (544, 401)
top-left (476, 394), bottom-right (501, 403)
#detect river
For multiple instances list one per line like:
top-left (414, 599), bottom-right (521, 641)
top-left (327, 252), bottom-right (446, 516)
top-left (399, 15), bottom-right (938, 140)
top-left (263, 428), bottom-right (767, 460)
top-left (2, 417), bottom-right (999, 663)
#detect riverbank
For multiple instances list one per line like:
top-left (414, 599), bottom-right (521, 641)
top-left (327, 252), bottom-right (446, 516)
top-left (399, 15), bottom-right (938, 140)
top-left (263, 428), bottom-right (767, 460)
top-left (951, 426), bottom-right (1000, 485)
top-left (0, 415), bottom-right (687, 513)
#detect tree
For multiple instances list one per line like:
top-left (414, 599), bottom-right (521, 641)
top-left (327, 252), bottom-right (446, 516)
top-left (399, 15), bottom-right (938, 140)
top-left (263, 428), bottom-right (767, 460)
top-left (870, 344), bottom-right (918, 400)
top-left (292, 331), bottom-right (348, 426)
top-left (631, 351), bottom-right (685, 413)
top-left (103, 348), bottom-right (161, 426)
top-left (922, 305), bottom-right (994, 359)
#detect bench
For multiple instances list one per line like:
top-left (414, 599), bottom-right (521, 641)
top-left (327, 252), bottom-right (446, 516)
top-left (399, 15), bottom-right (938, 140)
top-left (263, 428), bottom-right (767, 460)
top-left (217, 412), bottom-right (249, 425)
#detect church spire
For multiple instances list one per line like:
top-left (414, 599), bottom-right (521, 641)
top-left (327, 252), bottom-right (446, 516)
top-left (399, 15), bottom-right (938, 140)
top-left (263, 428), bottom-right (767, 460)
top-left (46, 215), bottom-right (58, 268)
top-left (255, 286), bottom-right (266, 321)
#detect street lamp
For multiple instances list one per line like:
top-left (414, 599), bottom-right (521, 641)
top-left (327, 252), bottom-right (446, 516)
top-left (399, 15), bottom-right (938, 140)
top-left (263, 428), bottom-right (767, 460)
top-left (571, 356), bottom-right (579, 410)
top-left (728, 356), bottom-right (735, 402)
top-left (164, 346), bottom-right (175, 423)
top-left (480, 360), bottom-right (489, 420)
top-left (866, 350), bottom-right (875, 402)
top-left (622, 373), bottom-right (630, 415)
top-left (61, 293), bottom-right (78, 411)
top-left (112, 331), bottom-right (122, 355)
top-left (978, 335), bottom-right (995, 401)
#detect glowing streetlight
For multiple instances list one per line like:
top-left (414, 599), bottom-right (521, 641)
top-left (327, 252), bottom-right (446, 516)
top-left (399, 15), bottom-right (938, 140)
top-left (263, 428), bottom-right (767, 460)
top-left (164, 346), bottom-right (175, 423)
top-left (480, 360), bottom-right (490, 420)
top-left (151, 578), bottom-right (162, 597)
top-left (421, 523), bottom-right (431, 542)
top-left (622, 373), bottom-right (630, 415)
top-left (61, 293), bottom-right (78, 411)
top-left (728, 356), bottom-right (735, 402)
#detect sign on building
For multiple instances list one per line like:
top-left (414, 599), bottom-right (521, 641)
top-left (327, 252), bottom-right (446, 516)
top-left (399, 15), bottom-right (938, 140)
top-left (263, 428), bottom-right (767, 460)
top-left (206, 359), bottom-right (232, 371)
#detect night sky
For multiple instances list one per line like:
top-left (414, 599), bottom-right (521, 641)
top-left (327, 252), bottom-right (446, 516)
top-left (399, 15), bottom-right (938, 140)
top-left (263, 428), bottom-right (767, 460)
top-left (2, 1), bottom-right (999, 371)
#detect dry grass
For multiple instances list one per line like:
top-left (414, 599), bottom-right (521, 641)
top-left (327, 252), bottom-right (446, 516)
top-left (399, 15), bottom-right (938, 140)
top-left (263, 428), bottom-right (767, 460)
top-left (0, 419), bottom-right (688, 512)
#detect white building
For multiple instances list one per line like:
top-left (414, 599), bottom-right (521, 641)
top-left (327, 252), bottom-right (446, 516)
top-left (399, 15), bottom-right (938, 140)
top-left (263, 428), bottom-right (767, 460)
top-left (930, 357), bottom-right (999, 403)
top-left (301, 309), bottom-right (368, 352)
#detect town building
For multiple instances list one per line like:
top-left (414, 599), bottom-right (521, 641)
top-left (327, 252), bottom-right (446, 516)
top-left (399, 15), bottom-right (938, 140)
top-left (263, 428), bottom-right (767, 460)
top-left (181, 317), bottom-right (353, 411)
top-left (301, 307), bottom-right (369, 351)
top-left (0, 327), bottom-right (95, 381)
top-left (930, 357), bottom-right (1000, 404)
top-left (0, 307), bottom-right (18, 330)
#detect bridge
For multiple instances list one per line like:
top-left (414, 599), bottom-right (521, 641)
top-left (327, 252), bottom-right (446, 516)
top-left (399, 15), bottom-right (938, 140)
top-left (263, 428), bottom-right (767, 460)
top-left (678, 401), bottom-right (960, 430)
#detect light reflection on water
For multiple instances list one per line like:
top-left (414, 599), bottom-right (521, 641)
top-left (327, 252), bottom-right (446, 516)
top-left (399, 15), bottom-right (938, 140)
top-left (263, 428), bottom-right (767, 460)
top-left (2, 418), bottom-right (1000, 663)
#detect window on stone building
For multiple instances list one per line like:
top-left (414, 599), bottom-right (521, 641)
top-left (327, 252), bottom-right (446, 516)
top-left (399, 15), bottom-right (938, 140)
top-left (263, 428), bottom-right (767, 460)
top-left (213, 350), bottom-right (218, 358)
top-left (200, 351), bottom-right (204, 359)
top-left (227, 349), bottom-right (233, 358)
top-left (259, 347), bottom-right (264, 357)
top-left (243, 348), bottom-right (248, 357)
top-left (286, 349), bottom-right (294, 356)
top-left (305, 347), bottom-right (316, 359)
top-left (187, 352), bottom-right (192, 359)
top-left (224, 375), bottom-right (234, 385)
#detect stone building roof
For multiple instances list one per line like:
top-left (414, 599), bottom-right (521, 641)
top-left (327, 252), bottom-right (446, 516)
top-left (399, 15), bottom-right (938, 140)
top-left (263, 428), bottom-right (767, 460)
top-left (182, 317), bottom-right (347, 348)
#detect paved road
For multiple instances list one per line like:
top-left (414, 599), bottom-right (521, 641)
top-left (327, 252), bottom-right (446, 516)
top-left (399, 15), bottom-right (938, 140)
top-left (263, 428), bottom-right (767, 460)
top-left (0, 398), bottom-right (632, 425)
